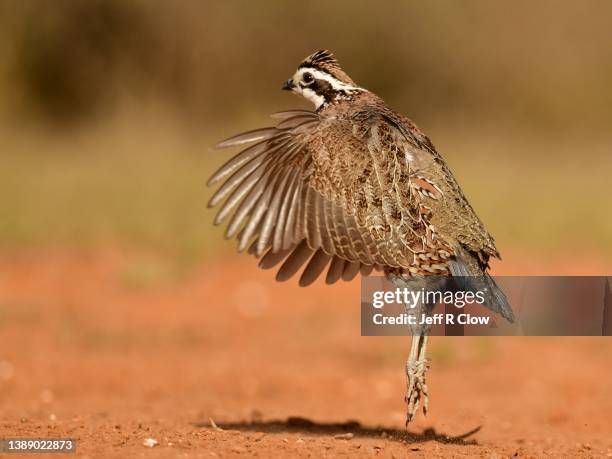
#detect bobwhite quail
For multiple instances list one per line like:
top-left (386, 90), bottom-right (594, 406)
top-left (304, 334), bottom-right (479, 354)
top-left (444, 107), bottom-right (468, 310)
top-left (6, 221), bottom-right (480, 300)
top-left (208, 50), bottom-right (514, 424)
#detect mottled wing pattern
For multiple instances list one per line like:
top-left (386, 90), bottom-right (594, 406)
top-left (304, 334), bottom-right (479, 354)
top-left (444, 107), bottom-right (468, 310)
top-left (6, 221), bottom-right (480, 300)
top-left (208, 110), bottom-right (454, 286)
top-left (391, 113), bottom-right (500, 261)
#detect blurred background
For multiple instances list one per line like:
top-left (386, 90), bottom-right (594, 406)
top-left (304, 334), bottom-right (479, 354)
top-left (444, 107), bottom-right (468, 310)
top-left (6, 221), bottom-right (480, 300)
top-left (0, 2), bottom-right (611, 456)
top-left (0, 0), bottom-right (610, 262)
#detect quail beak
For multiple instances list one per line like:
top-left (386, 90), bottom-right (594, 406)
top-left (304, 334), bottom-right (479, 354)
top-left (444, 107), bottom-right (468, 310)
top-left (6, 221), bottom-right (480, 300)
top-left (281, 79), bottom-right (294, 91)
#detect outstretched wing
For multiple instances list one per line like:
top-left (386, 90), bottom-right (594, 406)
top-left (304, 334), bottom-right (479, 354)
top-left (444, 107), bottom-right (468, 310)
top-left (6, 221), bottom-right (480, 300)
top-left (208, 109), bottom-right (452, 286)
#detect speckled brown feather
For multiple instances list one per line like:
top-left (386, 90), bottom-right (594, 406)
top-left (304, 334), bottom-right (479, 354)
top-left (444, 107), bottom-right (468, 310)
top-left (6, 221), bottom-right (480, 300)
top-left (209, 53), bottom-right (501, 285)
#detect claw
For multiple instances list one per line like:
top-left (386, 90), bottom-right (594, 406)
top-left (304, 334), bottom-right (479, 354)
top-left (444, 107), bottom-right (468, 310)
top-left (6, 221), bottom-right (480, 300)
top-left (405, 364), bottom-right (428, 423)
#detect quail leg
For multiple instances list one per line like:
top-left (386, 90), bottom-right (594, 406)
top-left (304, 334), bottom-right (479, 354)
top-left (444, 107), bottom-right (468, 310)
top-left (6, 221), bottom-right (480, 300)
top-left (405, 331), bottom-right (429, 424)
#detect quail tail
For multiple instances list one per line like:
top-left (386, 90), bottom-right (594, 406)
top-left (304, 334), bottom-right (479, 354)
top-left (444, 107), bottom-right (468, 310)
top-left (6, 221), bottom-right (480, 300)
top-left (448, 256), bottom-right (515, 323)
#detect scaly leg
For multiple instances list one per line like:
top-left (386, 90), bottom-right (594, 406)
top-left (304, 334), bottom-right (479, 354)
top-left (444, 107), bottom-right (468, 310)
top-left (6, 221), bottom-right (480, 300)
top-left (405, 331), bottom-right (430, 424)
top-left (388, 274), bottom-right (439, 425)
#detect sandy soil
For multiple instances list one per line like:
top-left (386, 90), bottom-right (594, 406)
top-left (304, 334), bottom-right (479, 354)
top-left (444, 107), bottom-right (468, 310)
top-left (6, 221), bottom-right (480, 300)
top-left (0, 249), bottom-right (611, 458)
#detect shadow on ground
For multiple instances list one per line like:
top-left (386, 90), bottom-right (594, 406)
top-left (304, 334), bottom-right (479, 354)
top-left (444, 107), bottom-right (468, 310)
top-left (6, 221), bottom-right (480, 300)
top-left (195, 416), bottom-right (481, 445)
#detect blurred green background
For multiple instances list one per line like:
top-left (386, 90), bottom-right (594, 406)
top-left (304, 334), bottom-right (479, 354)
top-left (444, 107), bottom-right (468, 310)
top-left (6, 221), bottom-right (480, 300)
top-left (0, 0), bottom-right (610, 263)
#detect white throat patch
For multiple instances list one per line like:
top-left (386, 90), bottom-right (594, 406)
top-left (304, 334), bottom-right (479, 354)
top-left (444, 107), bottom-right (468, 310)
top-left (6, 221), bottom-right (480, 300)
top-left (300, 87), bottom-right (325, 108)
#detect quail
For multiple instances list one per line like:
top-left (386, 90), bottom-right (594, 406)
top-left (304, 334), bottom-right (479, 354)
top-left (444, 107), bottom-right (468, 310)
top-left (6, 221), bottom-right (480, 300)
top-left (208, 50), bottom-right (514, 424)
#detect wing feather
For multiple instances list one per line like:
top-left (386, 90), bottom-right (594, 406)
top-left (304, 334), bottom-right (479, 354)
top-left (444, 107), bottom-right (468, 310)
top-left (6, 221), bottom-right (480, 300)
top-left (283, 176), bottom-right (303, 250)
top-left (270, 109), bottom-right (315, 119)
top-left (238, 171), bottom-right (278, 251)
top-left (208, 109), bottom-right (461, 284)
top-left (208, 155), bottom-right (266, 208)
top-left (304, 187), bottom-right (323, 248)
top-left (207, 141), bottom-right (268, 186)
top-left (273, 168), bottom-right (299, 252)
top-left (212, 127), bottom-right (279, 150)
top-left (256, 170), bottom-right (292, 255)
top-left (319, 198), bottom-right (336, 255)
top-left (224, 169), bottom-right (270, 238)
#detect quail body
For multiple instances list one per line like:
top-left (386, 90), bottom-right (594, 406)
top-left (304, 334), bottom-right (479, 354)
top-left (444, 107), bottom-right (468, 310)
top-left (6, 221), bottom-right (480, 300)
top-left (208, 50), bottom-right (514, 423)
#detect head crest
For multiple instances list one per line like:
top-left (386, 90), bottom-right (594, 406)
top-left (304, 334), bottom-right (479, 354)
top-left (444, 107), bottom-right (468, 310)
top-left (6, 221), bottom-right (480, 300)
top-left (298, 50), bottom-right (355, 85)
top-left (300, 50), bottom-right (340, 70)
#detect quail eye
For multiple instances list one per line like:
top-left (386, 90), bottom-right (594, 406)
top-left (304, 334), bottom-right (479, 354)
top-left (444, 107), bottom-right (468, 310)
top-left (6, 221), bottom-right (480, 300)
top-left (302, 72), bottom-right (314, 84)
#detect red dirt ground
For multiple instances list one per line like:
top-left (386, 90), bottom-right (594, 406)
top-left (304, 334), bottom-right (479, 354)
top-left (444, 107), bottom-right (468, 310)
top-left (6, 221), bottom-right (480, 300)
top-left (0, 248), bottom-right (611, 458)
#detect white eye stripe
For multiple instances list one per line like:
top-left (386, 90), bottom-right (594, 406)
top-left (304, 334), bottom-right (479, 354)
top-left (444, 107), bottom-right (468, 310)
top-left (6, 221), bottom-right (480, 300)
top-left (298, 67), bottom-right (359, 92)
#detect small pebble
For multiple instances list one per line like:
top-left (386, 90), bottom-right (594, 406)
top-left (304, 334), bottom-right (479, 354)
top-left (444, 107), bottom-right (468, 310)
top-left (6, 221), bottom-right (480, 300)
top-left (334, 433), bottom-right (354, 440)
top-left (142, 438), bottom-right (158, 448)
